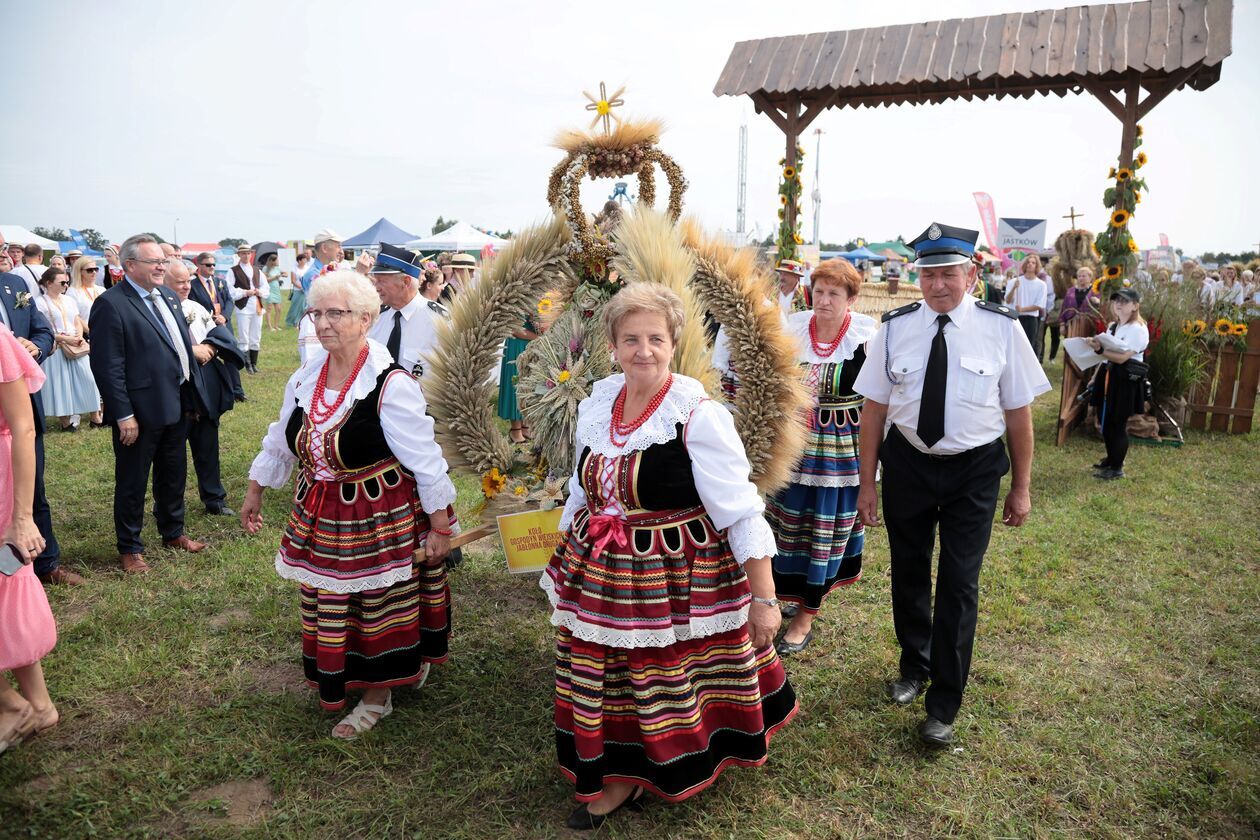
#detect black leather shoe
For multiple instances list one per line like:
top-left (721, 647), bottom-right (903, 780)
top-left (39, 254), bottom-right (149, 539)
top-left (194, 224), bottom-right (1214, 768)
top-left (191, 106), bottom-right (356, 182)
top-left (205, 505), bottom-right (236, 516)
top-left (1094, 467), bottom-right (1125, 481)
top-left (918, 715), bottom-right (955, 747)
top-left (565, 787), bottom-right (645, 831)
top-left (775, 629), bottom-right (813, 656)
top-left (1092, 459), bottom-right (1110, 469)
top-left (779, 602), bottom-right (799, 619)
top-left (888, 677), bottom-right (925, 705)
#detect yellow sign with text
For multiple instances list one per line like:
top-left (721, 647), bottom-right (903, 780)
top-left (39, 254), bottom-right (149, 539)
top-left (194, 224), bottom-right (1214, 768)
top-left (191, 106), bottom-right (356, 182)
top-left (496, 507), bottom-right (566, 574)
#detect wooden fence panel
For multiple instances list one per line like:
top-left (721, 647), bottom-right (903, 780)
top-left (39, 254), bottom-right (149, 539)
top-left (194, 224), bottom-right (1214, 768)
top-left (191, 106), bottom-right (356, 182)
top-left (1188, 320), bottom-right (1260, 434)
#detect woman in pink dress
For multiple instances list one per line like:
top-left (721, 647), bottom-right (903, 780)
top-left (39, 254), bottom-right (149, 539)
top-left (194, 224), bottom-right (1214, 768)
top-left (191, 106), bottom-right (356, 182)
top-left (0, 323), bottom-right (59, 753)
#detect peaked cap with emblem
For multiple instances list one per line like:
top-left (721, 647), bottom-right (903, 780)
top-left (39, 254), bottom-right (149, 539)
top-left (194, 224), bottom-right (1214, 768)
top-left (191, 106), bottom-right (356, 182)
top-left (370, 243), bottom-right (424, 279)
top-left (910, 222), bottom-right (979, 268)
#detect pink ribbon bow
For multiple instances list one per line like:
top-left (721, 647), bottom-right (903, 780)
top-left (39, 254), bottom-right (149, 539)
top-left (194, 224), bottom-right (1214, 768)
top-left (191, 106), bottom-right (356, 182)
top-left (587, 512), bottom-right (628, 562)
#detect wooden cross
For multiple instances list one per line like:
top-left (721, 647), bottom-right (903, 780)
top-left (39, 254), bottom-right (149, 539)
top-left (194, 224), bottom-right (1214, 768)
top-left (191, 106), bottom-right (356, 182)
top-left (1063, 206), bottom-right (1083, 228)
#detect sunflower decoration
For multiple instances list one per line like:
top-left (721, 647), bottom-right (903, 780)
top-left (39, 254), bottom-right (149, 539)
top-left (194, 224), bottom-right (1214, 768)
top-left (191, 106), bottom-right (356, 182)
top-left (1231, 322), bottom-right (1249, 337)
top-left (1128, 238), bottom-right (1139, 253)
top-left (1183, 319), bottom-right (1207, 337)
top-left (775, 145), bottom-right (806, 264)
top-left (1105, 264), bottom-right (1123, 279)
top-left (537, 297), bottom-right (554, 316)
top-left (1214, 318), bottom-right (1233, 337)
top-left (481, 467), bottom-right (508, 499)
top-left (1136, 123), bottom-right (1144, 138)
top-left (1136, 152), bottom-right (1148, 168)
top-left (1135, 192), bottom-right (1142, 204)
top-left (1092, 278), bottom-right (1105, 295)
top-left (1107, 167), bottom-right (1117, 179)
top-left (780, 195), bottom-right (788, 206)
top-left (1111, 209), bottom-right (1130, 227)
top-left (783, 166), bottom-right (796, 180)
top-left (1116, 168), bottom-right (1133, 182)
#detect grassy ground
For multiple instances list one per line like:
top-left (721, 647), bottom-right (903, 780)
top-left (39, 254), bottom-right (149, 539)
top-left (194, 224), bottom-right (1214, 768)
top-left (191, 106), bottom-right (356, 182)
top-left (0, 327), bottom-right (1256, 839)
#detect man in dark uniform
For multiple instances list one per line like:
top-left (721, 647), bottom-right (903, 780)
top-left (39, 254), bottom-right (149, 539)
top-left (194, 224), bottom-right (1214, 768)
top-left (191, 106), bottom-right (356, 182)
top-left (853, 223), bottom-right (1050, 746)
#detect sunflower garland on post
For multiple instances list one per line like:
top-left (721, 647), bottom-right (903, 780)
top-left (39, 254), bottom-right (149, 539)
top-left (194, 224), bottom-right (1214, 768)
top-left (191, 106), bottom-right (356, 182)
top-left (775, 145), bottom-right (805, 265)
top-left (1094, 124), bottom-right (1149, 297)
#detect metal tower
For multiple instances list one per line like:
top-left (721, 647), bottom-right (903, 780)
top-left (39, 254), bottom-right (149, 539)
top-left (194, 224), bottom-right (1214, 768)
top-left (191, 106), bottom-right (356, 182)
top-left (736, 122), bottom-right (748, 234)
top-left (811, 128), bottom-right (823, 245)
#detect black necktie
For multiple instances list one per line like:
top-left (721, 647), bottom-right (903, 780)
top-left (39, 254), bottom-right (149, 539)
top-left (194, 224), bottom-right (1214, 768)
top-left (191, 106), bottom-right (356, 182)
top-left (918, 314), bottom-right (950, 448)
top-left (387, 310), bottom-right (402, 361)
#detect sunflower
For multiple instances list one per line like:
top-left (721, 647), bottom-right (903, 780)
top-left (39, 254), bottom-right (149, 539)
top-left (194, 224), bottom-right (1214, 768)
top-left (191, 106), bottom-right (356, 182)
top-left (1183, 319), bottom-right (1206, 337)
top-left (1136, 152), bottom-right (1148, 168)
top-left (783, 166), bottom-right (796, 180)
top-left (1231, 323), bottom-right (1249, 337)
top-left (1111, 209), bottom-right (1130, 227)
top-left (1107, 167), bottom-right (1117, 179)
top-left (1092, 278), bottom-right (1104, 295)
top-left (481, 467), bottom-right (507, 498)
top-left (1195, 319), bottom-right (1207, 334)
top-left (1116, 168), bottom-right (1133, 181)
top-left (793, 233), bottom-right (804, 245)
top-left (1135, 192), bottom-right (1142, 204)
top-left (1105, 264), bottom-right (1123, 279)
top-left (780, 195), bottom-right (788, 206)
top-left (1136, 123), bottom-right (1144, 137)
top-left (1128, 238), bottom-right (1139, 252)
top-left (1214, 319), bottom-right (1233, 336)
top-left (557, 369), bottom-right (571, 383)
top-left (537, 297), bottom-right (554, 315)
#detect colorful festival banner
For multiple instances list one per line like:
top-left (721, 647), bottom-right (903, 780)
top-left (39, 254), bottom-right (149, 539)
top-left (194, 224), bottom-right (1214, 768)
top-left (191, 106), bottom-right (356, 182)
top-left (496, 507), bottom-right (565, 574)
top-left (972, 192), bottom-right (1006, 260)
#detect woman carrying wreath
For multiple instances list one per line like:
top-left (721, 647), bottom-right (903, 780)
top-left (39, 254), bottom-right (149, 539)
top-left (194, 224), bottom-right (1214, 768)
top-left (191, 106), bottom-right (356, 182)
top-left (765, 259), bottom-right (877, 654)
top-left (240, 270), bottom-right (457, 739)
top-left (541, 282), bottom-right (797, 831)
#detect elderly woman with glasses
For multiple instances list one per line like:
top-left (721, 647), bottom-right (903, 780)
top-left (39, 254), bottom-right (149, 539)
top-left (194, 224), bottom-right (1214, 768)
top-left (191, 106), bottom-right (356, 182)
top-left (241, 270), bottom-right (457, 739)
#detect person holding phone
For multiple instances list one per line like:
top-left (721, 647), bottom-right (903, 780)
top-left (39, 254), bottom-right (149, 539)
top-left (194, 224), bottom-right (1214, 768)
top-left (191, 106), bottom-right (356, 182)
top-left (0, 323), bottom-right (59, 753)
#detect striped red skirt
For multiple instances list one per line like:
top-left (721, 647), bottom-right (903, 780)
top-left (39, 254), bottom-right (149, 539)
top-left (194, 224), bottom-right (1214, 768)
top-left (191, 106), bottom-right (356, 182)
top-left (544, 506), bottom-right (798, 801)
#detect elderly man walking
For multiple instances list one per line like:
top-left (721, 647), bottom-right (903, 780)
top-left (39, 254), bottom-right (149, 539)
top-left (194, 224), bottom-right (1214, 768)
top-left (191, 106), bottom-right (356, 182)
top-left (88, 235), bottom-right (209, 573)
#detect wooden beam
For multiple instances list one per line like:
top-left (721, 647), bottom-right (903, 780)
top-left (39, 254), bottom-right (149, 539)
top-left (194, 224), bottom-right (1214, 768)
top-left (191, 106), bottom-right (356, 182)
top-left (750, 91), bottom-right (790, 133)
top-left (796, 89), bottom-right (841, 131)
top-left (1118, 73), bottom-right (1141, 169)
top-left (784, 94), bottom-right (802, 236)
top-left (1136, 63), bottom-right (1200, 118)
top-left (450, 522), bottom-right (497, 549)
top-left (1079, 78), bottom-right (1127, 121)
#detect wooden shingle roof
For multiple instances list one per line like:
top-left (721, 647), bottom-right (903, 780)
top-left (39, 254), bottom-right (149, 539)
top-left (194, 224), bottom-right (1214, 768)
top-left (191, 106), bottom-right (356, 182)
top-left (713, 0), bottom-right (1232, 108)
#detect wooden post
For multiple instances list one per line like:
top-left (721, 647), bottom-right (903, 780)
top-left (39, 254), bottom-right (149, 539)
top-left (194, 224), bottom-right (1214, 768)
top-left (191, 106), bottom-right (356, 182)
top-left (784, 94), bottom-right (801, 237)
top-left (1118, 74), bottom-right (1141, 170)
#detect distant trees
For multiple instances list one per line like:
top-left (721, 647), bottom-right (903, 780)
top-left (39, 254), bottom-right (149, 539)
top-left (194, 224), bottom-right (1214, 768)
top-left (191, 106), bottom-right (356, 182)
top-left (78, 228), bottom-right (107, 250)
top-left (432, 217), bottom-right (457, 235)
top-left (32, 226), bottom-right (68, 241)
top-left (219, 237), bottom-right (248, 249)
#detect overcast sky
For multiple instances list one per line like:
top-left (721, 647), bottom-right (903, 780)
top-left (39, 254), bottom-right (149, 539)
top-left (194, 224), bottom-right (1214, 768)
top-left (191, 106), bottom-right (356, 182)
top-left (3, 0), bottom-right (1255, 255)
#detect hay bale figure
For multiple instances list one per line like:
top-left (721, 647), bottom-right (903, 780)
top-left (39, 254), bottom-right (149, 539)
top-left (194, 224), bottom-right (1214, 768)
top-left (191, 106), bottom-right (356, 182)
top-left (1047, 228), bottom-right (1101, 298)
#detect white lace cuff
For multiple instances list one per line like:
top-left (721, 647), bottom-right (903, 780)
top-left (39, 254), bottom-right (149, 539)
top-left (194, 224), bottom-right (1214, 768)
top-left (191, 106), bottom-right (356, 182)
top-left (249, 450), bottom-right (295, 489)
top-left (416, 475), bottom-right (458, 514)
top-left (725, 515), bottom-right (778, 564)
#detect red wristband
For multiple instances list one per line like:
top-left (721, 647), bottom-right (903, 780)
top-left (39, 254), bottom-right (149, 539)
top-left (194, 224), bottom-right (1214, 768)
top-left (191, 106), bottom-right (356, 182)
top-left (431, 525), bottom-right (453, 536)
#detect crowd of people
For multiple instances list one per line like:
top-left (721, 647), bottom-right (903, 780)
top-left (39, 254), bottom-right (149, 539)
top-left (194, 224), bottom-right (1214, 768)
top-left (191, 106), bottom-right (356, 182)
top-left (0, 219), bottom-right (1249, 829)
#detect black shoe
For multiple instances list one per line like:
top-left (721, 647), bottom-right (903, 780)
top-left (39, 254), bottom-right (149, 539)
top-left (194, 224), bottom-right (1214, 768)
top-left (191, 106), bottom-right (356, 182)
top-left (1092, 459), bottom-right (1110, 469)
top-left (775, 629), bottom-right (814, 656)
top-left (917, 715), bottom-right (955, 747)
top-left (888, 677), bottom-right (925, 705)
top-left (204, 505), bottom-right (236, 516)
top-left (235, 392), bottom-right (248, 402)
top-left (565, 787), bottom-right (645, 831)
top-left (779, 602), bottom-right (799, 619)
top-left (1094, 467), bottom-right (1125, 481)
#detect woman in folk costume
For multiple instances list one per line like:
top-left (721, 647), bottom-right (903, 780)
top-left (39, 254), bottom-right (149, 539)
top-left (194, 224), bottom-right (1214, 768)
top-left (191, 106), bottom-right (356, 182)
top-left (542, 283), bottom-right (797, 831)
top-left (241, 271), bottom-right (457, 739)
top-left (764, 259), bottom-right (877, 654)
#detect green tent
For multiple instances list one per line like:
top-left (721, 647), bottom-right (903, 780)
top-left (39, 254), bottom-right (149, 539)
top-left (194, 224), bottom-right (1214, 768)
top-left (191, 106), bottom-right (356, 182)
top-left (866, 240), bottom-right (915, 260)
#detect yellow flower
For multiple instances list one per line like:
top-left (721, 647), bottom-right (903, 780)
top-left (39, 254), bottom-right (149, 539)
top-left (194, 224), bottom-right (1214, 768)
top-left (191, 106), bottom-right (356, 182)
top-left (1214, 319), bottom-right (1233, 336)
top-left (1183, 319), bottom-right (1204, 337)
top-left (1136, 152), bottom-right (1148, 168)
top-left (557, 369), bottom-right (571, 383)
top-left (783, 166), bottom-right (796, 180)
top-left (1111, 209), bottom-right (1130, 227)
top-left (513, 484), bottom-right (529, 497)
top-left (1116, 168), bottom-right (1133, 181)
top-left (1105, 264), bottom-right (1122, 279)
top-left (537, 297), bottom-right (553, 315)
top-left (1231, 323), bottom-right (1249, 337)
top-left (793, 233), bottom-right (804, 245)
top-left (1195, 319), bottom-right (1207, 333)
top-left (1107, 167), bottom-right (1117, 179)
top-left (1128, 238), bottom-right (1139, 252)
top-left (1135, 192), bottom-right (1142, 204)
top-left (481, 467), bottom-right (507, 498)
top-left (1136, 123), bottom-right (1144, 137)
top-left (1091, 278), bottom-right (1104, 295)
top-left (780, 195), bottom-right (788, 206)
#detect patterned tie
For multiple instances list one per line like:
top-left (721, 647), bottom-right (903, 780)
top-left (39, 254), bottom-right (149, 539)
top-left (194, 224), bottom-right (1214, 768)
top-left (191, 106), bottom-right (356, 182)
top-left (150, 290), bottom-right (191, 382)
top-left (917, 314), bottom-right (950, 448)
top-left (386, 310), bottom-right (402, 362)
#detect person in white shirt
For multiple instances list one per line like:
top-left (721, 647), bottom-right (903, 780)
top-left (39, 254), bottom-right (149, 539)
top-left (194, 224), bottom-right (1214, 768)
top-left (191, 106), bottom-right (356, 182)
top-left (1004, 254), bottom-right (1048, 358)
top-left (365, 243), bottom-right (431, 378)
top-left (228, 244), bottom-right (269, 373)
top-left (67, 257), bottom-right (104, 322)
top-left (1219, 265), bottom-right (1246, 306)
top-left (16, 244), bottom-right (47, 297)
top-left (854, 221), bottom-right (1050, 747)
top-left (1087, 288), bottom-right (1149, 481)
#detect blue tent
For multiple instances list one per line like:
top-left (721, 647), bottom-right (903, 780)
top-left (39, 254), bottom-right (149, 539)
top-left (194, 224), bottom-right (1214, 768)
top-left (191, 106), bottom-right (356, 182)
top-left (342, 217), bottom-right (420, 248)
top-left (836, 245), bottom-right (887, 264)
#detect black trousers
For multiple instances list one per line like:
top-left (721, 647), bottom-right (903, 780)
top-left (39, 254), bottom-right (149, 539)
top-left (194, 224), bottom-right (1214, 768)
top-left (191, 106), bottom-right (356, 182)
top-left (187, 416), bottom-right (226, 508)
top-left (1018, 315), bottom-right (1043, 358)
top-left (1042, 320), bottom-right (1060, 360)
top-left (881, 427), bottom-right (1010, 725)
top-left (31, 425), bottom-right (61, 576)
top-left (112, 416), bottom-right (190, 554)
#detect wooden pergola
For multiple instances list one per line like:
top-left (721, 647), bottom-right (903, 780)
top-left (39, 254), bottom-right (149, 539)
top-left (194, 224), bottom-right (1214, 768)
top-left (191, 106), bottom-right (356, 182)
top-left (714, 0), bottom-right (1232, 235)
top-left (714, 0), bottom-right (1232, 445)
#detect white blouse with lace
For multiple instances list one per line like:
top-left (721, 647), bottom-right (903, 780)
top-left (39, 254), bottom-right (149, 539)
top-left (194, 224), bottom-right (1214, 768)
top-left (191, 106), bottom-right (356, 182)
top-left (248, 339), bottom-right (456, 514)
top-left (783, 309), bottom-right (879, 367)
top-left (555, 373), bottom-right (777, 564)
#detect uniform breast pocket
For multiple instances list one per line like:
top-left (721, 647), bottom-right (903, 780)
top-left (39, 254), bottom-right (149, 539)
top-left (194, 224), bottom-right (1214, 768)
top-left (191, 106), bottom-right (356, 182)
top-left (890, 354), bottom-right (924, 389)
top-left (958, 356), bottom-right (1000, 405)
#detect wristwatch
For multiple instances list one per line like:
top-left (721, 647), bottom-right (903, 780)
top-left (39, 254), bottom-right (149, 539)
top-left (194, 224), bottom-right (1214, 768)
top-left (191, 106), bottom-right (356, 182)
top-left (750, 595), bottom-right (780, 607)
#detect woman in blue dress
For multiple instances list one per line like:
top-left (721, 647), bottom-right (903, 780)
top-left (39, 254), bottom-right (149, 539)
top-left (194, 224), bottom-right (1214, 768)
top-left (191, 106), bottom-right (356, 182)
top-left (497, 317), bottom-right (541, 442)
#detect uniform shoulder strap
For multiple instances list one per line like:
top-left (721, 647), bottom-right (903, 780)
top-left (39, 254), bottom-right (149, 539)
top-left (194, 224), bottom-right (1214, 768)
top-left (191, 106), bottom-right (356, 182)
top-left (881, 301), bottom-right (921, 322)
top-left (975, 299), bottom-right (1018, 319)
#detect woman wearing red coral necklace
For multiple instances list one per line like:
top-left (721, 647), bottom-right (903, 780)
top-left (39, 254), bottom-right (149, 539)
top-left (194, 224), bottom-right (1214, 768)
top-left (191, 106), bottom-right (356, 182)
top-left (241, 270), bottom-right (458, 741)
top-left (543, 283), bottom-right (796, 831)
top-left (766, 259), bottom-right (878, 656)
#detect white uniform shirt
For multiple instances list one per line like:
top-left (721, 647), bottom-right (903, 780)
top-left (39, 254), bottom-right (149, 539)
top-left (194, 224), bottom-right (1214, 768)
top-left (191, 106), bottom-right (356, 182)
top-left (366, 293), bottom-right (444, 376)
top-left (1006, 275), bottom-right (1047, 316)
top-left (16, 264), bottom-right (44, 296)
top-left (228, 263), bottom-right (270, 311)
top-left (853, 299), bottom-right (1052, 455)
top-left (1108, 320), bottom-right (1149, 363)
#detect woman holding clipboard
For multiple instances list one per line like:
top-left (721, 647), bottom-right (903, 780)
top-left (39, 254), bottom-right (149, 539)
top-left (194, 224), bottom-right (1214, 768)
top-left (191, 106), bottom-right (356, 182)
top-left (1088, 288), bottom-right (1148, 481)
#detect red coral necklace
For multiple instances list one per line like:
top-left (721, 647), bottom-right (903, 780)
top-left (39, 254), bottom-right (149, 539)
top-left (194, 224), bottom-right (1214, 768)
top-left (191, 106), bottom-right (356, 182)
top-left (310, 345), bottom-right (370, 424)
top-left (610, 374), bottom-right (674, 448)
top-left (809, 311), bottom-right (852, 358)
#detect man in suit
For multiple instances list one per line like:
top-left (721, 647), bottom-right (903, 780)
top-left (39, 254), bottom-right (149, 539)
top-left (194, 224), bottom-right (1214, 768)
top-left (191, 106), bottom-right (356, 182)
top-left (189, 251), bottom-right (244, 402)
top-left (0, 271), bottom-right (81, 585)
top-left (88, 235), bottom-right (209, 573)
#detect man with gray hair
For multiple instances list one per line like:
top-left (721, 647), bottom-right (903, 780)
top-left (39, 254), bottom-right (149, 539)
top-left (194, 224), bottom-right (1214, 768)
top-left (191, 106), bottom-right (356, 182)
top-left (89, 234), bottom-right (209, 573)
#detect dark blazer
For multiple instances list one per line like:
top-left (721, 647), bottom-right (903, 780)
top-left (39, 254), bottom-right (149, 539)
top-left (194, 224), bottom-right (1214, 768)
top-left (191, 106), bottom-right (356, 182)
top-left (197, 325), bottom-right (245, 420)
top-left (188, 271), bottom-right (234, 330)
top-left (0, 272), bottom-right (55, 428)
top-left (88, 279), bottom-right (207, 427)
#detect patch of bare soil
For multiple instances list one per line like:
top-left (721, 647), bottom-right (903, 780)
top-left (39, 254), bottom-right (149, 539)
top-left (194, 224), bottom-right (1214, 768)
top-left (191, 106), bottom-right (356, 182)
top-left (187, 778), bottom-right (274, 828)
top-left (248, 661), bottom-right (307, 695)
top-left (208, 607), bottom-right (251, 630)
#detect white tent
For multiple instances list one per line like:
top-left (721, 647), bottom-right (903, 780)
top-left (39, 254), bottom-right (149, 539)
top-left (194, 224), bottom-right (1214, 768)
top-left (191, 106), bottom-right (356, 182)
top-left (0, 225), bottom-right (59, 250)
top-left (406, 221), bottom-right (508, 253)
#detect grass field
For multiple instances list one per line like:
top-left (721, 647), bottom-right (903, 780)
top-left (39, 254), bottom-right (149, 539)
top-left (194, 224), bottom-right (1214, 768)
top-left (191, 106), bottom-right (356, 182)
top-left (0, 326), bottom-right (1256, 839)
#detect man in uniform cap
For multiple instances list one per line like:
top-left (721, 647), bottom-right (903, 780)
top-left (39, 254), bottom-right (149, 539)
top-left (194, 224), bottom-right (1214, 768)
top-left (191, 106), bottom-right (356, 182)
top-left (775, 259), bottom-right (811, 316)
top-left (367, 243), bottom-right (437, 379)
top-left (853, 221), bottom-right (1050, 746)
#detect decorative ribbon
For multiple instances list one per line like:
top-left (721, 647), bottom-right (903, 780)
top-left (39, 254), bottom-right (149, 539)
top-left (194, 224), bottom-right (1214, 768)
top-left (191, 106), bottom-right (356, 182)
top-left (587, 511), bottom-right (628, 562)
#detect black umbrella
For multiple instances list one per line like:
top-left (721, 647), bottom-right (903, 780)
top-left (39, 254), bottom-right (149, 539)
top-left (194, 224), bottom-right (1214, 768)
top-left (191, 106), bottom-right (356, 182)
top-left (252, 240), bottom-right (281, 263)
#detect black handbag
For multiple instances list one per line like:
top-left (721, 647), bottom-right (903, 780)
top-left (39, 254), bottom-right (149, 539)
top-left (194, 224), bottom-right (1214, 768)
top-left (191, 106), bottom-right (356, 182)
top-left (1123, 360), bottom-right (1149, 382)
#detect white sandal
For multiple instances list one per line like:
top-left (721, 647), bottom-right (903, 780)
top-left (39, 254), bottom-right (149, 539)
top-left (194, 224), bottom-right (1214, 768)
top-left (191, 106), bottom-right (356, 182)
top-left (331, 694), bottom-right (393, 740)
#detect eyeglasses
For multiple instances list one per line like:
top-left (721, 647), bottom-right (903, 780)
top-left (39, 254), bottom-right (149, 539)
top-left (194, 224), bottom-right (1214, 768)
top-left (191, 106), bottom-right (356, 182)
top-left (304, 308), bottom-right (352, 324)
top-left (128, 258), bottom-right (169, 267)
top-left (55, 280), bottom-right (70, 287)
top-left (83, 267), bottom-right (99, 273)
top-left (199, 262), bottom-right (215, 267)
